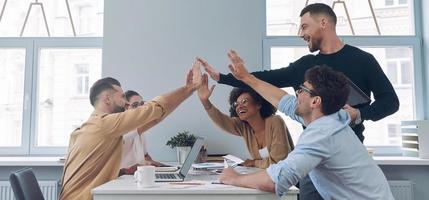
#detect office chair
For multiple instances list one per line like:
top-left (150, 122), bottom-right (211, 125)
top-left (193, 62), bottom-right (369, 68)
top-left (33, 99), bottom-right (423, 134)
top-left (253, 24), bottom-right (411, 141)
top-left (9, 167), bottom-right (45, 200)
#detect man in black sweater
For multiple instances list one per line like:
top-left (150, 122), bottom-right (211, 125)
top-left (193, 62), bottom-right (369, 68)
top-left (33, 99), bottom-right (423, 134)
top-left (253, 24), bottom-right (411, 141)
top-left (199, 3), bottom-right (399, 200)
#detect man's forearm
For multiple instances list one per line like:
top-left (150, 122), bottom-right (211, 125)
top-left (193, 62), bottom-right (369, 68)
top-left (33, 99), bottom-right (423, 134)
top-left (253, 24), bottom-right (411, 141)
top-left (160, 86), bottom-right (194, 114)
top-left (360, 93), bottom-right (399, 121)
top-left (233, 170), bottom-right (275, 192)
top-left (137, 87), bottom-right (194, 133)
top-left (219, 73), bottom-right (249, 88)
top-left (242, 75), bottom-right (287, 108)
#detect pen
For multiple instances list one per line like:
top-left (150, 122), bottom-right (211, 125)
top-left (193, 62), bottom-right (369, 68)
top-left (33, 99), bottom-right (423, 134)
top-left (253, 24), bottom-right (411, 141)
top-left (211, 181), bottom-right (224, 184)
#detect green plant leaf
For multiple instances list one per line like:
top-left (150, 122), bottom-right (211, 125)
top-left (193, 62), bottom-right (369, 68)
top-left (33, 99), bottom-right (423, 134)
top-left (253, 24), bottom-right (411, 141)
top-left (166, 130), bottom-right (197, 148)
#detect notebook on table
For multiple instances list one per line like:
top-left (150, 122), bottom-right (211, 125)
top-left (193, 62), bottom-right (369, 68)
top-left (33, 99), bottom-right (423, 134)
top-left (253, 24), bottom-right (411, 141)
top-left (155, 136), bottom-right (205, 182)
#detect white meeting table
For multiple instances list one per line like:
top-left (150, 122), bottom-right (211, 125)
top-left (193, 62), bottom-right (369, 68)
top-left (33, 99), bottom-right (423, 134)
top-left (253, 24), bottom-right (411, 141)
top-left (92, 169), bottom-right (299, 200)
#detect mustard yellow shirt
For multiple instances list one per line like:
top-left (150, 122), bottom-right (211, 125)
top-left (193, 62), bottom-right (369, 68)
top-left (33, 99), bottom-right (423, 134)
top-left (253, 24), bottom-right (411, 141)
top-left (59, 97), bottom-right (168, 200)
top-left (205, 106), bottom-right (294, 169)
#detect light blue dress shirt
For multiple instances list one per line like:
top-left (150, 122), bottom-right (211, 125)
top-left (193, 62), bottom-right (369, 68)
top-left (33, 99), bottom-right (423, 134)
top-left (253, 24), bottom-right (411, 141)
top-left (266, 94), bottom-right (393, 200)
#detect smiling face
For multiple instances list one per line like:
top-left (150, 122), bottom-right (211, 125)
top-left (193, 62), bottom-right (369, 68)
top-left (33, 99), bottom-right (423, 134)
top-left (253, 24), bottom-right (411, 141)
top-left (294, 81), bottom-right (319, 117)
top-left (234, 93), bottom-right (261, 121)
top-left (299, 12), bottom-right (324, 53)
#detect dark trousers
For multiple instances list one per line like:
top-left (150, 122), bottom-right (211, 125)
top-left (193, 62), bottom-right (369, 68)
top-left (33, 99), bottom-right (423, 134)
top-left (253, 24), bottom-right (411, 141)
top-left (299, 175), bottom-right (323, 200)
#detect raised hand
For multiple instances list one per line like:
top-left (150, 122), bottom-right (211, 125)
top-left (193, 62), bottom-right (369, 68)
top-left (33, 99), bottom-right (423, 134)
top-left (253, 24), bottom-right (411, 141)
top-left (197, 74), bottom-right (216, 101)
top-left (186, 60), bottom-right (203, 91)
top-left (227, 50), bottom-right (251, 81)
top-left (197, 57), bottom-right (220, 81)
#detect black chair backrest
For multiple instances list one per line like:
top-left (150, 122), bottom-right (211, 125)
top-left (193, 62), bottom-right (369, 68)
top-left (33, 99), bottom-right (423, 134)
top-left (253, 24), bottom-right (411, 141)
top-left (9, 168), bottom-right (45, 200)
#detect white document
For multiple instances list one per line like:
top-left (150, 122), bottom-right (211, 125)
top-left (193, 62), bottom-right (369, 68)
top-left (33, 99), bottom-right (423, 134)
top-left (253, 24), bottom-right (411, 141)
top-left (222, 154), bottom-right (244, 168)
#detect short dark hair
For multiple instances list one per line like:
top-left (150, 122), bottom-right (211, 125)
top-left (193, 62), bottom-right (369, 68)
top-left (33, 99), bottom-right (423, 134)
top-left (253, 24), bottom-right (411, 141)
top-left (124, 90), bottom-right (141, 101)
top-left (304, 65), bottom-right (349, 115)
top-left (89, 77), bottom-right (121, 106)
top-left (228, 87), bottom-right (276, 119)
top-left (300, 3), bottom-right (337, 25)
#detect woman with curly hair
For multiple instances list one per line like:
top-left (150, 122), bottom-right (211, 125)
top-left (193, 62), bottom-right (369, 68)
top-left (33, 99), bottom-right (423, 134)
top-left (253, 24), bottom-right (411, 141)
top-left (197, 74), bottom-right (294, 169)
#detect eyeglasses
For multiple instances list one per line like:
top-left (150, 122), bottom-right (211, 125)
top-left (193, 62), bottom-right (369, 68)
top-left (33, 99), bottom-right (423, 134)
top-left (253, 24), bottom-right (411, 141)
top-left (296, 84), bottom-right (318, 96)
top-left (129, 101), bottom-right (145, 108)
top-left (233, 98), bottom-right (251, 108)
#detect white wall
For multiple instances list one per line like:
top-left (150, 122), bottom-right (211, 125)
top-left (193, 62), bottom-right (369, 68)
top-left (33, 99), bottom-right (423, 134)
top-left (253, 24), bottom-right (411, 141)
top-left (103, 0), bottom-right (264, 161)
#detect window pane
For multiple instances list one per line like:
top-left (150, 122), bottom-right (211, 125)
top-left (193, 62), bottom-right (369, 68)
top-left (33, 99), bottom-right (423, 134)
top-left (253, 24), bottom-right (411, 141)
top-left (37, 48), bottom-right (101, 146)
top-left (401, 61), bottom-right (411, 84)
top-left (385, 48), bottom-right (408, 59)
top-left (74, 63), bottom-right (90, 96)
top-left (398, 0), bottom-right (408, 5)
top-left (266, 0), bottom-right (414, 36)
top-left (270, 46), bottom-right (414, 146)
top-left (386, 61), bottom-right (398, 84)
top-left (0, 0), bottom-right (103, 37)
top-left (0, 49), bottom-right (25, 146)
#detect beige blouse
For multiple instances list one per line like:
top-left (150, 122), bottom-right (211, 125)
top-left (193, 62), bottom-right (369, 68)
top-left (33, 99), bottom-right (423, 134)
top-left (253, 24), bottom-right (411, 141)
top-left (205, 106), bottom-right (294, 169)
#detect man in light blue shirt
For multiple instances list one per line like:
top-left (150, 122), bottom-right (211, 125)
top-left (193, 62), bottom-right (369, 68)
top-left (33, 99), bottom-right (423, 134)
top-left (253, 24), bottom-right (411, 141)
top-left (218, 50), bottom-right (394, 199)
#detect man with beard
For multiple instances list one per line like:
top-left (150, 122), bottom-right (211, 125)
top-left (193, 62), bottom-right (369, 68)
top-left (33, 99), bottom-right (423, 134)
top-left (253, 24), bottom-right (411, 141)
top-left (217, 51), bottom-right (394, 200)
top-left (199, 3), bottom-right (398, 199)
top-left (60, 62), bottom-right (202, 200)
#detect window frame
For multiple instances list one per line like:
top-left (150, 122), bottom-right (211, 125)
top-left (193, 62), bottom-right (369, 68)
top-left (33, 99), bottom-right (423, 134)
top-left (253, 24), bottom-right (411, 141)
top-left (262, 0), bottom-right (425, 155)
top-left (0, 37), bottom-right (102, 156)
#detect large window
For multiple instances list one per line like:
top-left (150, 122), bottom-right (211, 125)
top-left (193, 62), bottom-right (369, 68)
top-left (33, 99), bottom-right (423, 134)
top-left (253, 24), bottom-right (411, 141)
top-left (264, 0), bottom-right (422, 153)
top-left (266, 0), bottom-right (413, 36)
top-left (0, 0), bottom-right (103, 155)
top-left (37, 49), bottom-right (101, 147)
top-left (0, 48), bottom-right (25, 147)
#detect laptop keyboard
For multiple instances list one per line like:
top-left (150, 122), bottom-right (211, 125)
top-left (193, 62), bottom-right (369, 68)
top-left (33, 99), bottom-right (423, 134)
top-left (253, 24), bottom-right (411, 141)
top-left (156, 173), bottom-right (177, 179)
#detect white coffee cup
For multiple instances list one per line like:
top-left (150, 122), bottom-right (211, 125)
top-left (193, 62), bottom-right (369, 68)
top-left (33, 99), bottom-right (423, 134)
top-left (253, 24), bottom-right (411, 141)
top-left (134, 165), bottom-right (156, 187)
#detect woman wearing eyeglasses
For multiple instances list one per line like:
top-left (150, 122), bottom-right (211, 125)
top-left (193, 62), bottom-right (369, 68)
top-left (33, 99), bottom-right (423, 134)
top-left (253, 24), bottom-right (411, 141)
top-left (197, 74), bottom-right (294, 169)
top-left (119, 90), bottom-right (169, 175)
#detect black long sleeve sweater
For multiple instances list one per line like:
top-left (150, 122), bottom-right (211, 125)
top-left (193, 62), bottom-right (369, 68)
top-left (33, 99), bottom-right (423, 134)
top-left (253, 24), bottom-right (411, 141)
top-left (219, 44), bottom-right (399, 141)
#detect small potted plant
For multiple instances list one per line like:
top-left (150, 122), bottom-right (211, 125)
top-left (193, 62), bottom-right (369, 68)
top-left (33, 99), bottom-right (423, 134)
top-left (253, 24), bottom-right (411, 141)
top-left (166, 131), bottom-right (196, 164)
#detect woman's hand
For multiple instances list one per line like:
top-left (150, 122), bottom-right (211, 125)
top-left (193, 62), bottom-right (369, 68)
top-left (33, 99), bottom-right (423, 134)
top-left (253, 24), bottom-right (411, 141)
top-left (197, 74), bottom-right (215, 101)
top-left (241, 159), bottom-right (256, 167)
top-left (197, 57), bottom-right (220, 81)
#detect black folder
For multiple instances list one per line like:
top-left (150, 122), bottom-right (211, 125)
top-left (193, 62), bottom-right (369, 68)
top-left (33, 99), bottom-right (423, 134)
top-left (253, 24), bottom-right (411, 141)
top-left (346, 78), bottom-right (371, 106)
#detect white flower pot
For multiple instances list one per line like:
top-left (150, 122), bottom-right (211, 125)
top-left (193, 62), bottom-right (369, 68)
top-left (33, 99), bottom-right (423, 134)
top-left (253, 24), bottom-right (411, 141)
top-left (176, 146), bottom-right (191, 165)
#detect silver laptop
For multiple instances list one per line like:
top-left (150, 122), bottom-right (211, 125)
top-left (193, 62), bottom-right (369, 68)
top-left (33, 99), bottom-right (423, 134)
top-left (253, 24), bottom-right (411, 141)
top-left (155, 136), bottom-right (205, 182)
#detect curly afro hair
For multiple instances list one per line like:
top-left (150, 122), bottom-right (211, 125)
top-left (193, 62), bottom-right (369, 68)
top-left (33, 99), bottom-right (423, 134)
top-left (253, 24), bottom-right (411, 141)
top-left (228, 87), bottom-right (276, 119)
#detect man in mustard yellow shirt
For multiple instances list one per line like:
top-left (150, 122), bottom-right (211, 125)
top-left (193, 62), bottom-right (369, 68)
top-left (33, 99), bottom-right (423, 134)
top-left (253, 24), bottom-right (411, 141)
top-left (60, 62), bottom-right (202, 200)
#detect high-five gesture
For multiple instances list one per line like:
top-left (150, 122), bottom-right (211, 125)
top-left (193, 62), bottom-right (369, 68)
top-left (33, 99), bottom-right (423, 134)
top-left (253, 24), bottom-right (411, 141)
top-left (197, 74), bottom-right (216, 102)
top-left (186, 60), bottom-right (203, 91)
top-left (226, 50), bottom-right (286, 108)
top-left (227, 50), bottom-right (251, 81)
top-left (197, 57), bottom-right (220, 81)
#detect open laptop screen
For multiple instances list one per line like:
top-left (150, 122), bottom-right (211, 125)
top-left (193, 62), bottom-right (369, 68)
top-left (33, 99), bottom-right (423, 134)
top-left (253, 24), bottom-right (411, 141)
top-left (178, 136), bottom-right (205, 177)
